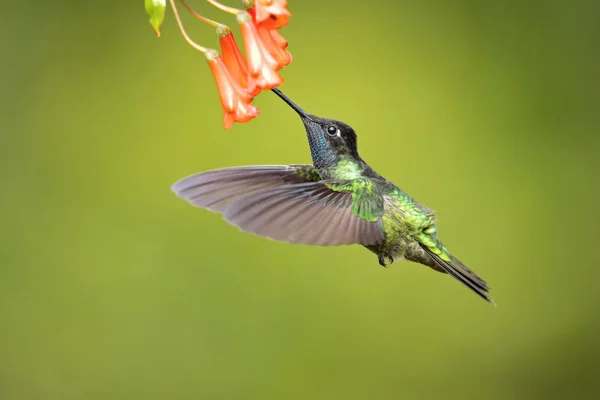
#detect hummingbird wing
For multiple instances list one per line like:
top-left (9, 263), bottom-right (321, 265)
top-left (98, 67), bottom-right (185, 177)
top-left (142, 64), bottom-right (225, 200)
top-left (171, 165), bottom-right (321, 213)
top-left (222, 181), bottom-right (384, 246)
top-left (172, 166), bottom-right (385, 246)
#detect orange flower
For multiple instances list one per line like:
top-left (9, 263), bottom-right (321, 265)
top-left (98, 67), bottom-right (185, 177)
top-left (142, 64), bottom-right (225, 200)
top-left (206, 50), bottom-right (259, 129)
top-left (237, 11), bottom-right (283, 90)
top-left (246, 7), bottom-right (291, 68)
top-left (253, 0), bottom-right (291, 30)
top-left (217, 26), bottom-right (259, 96)
top-left (257, 24), bottom-right (291, 68)
top-left (270, 29), bottom-right (288, 49)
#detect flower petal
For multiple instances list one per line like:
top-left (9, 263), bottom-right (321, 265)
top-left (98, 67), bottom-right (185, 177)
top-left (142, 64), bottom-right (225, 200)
top-left (207, 50), bottom-right (260, 129)
top-left (238, 12), bottom-right (283, 90)
top-left (254, 0), bottom-right (291, 30)
top-left (270, 29), bottom-right (288, 49)
top-left (218, 29), bottom-right (259, 96)
top-left (257, 25), bottom-right (291, 68)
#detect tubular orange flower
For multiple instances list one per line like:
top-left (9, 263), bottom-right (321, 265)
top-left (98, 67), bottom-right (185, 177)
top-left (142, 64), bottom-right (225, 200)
top-left (252, 0), bottom-right (291, 30)
top-left (270, 29), bottom-right (288, 49)
top-left (217, 26), bottom-right (260, 96)
top-left (206, 50), bottom-right (259, 129)
top-left (237, 11), bottom-right (283, 90)
top-left (247, 6), bottom-right (291, 67)
top-left (257, 25), bottom-right (292, 68)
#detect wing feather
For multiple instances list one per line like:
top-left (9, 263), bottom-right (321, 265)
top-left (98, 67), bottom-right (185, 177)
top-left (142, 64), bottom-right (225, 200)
top-left (172, 165), bottom-right (319, 212)
top-left (223, 182), bottom-right (384, 246)
top-left (172, 166), bottom-right (385, 247)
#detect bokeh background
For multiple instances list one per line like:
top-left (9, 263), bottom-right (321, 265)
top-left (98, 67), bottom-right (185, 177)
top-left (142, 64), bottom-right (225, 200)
top-left (2, 0), bottom-right (599, 399)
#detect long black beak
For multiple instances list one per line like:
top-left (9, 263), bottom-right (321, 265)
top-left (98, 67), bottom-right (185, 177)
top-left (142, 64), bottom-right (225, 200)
top-left (271, 88), bottom-right (312, 120)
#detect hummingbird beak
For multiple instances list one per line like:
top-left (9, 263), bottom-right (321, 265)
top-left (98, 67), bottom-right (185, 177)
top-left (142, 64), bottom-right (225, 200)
top-left (271, 88), bottom-right (312, 121)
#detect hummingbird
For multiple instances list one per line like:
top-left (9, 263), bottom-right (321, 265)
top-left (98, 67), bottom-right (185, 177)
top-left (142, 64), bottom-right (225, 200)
top-left (172, 88), bottom-right (493, 304)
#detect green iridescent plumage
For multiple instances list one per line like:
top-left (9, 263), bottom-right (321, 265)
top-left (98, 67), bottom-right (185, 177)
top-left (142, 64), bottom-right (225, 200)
top-left (172, 89), bottom-right (494, 304)
top-left (327, 178), bottom-right (382, 223)
top-left (293, 164), bottom-right (321, 182)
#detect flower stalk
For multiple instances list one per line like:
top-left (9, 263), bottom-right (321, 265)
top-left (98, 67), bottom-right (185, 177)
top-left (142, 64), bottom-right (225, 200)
top-left (179, 0), bottom-right (223, 29)
top-left (205, 0), bottom-right (242, 15)
top-left (168, 0), bottom-right (211, 53)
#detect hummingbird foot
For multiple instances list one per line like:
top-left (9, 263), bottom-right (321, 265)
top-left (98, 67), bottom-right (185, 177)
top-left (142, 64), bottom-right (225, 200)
top-left (378, 254), bottom-right (394, 268)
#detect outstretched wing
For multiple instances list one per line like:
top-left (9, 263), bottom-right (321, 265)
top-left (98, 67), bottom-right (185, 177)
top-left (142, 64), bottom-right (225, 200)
top-left (172, 165), bottom-right (385, 246)
top-left (171, 165), bottom-right (321, 213)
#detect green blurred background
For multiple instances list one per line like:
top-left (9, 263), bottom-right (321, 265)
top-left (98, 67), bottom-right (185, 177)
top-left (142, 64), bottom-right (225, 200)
top-left (2, 0), bottom-right (599, 399)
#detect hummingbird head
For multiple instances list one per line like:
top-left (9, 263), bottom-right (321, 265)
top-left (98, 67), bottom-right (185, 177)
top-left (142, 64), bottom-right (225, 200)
top-left (272, 88), bottom-right (360, 170)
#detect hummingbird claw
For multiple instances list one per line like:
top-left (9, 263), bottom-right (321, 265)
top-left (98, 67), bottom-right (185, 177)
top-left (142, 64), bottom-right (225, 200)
top-left (378, 254), bottom-right (393, 268)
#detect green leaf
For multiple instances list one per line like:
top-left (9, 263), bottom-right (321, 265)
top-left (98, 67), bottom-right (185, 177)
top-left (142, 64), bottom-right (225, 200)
top-left (145, 0), bottom-right (167, 37)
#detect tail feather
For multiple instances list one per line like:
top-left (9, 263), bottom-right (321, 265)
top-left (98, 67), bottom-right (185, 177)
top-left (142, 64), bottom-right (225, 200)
top-left (419, 243), bottom-right (495, 305)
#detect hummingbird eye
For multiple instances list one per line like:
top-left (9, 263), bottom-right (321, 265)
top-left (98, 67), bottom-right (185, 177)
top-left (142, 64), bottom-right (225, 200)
top-left (326, 125), bottom-right (338, 136)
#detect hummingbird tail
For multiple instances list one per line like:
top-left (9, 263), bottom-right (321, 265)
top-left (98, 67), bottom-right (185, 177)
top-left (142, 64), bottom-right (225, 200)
top-left (419, 243), bottom-right (495, 305)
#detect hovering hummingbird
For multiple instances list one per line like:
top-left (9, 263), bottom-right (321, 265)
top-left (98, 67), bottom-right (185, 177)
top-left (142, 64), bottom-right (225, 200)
top-left (172, 89), bottom-right (494, 304)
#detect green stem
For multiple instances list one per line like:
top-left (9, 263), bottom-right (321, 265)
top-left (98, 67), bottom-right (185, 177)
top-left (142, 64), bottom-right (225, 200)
top-left (168, 0), bottom-right (211, 53)
top-left (180, 0), bottom-right (225, 29)
top-left (205, 0), bottom-right (242, 15)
